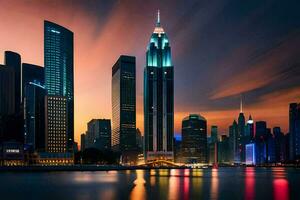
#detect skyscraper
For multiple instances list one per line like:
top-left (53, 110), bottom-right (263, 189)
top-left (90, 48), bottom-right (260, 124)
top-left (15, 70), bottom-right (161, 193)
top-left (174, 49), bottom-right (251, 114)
top-left (289, 103), bottom-right (300, 160)
top-left (238, 98), bottom-right (246, 162)
top-left (44, 21), bottom-right (74, 152)
top-left (255, 121), bottom-right (267, 164)
top-left (181, 114), bottom-right (207, 163)
top-left (229, 120), bottom-right (239, 163)
top-left (22, 63), bottom-right (44, 99)
top-left (86, 119), bottom-right (111, 150)
top-left (2, 52), bottom-right (23, 143)
top-left (211, 125), bottom-right (218, 143)
top-left (24, 82), bottom-right (46, 152)
top-left (0, 65), bottom-right (15, 143)
top-left (246, 115), bottom-right (254, 140)
top-left (4, 51), bottom-right (21, 111)
top-left (112, 55), bottom-right (136, 152)
top-left (144, 11), bottom-right (174, 161)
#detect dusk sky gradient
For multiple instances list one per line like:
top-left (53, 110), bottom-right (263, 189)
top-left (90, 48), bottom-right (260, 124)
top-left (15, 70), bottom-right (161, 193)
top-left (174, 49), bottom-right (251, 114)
top-left (0, 0), bottom-right (299, 143)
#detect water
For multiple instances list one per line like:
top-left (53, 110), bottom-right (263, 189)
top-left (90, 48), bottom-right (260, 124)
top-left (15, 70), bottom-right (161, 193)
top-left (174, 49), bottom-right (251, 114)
top-left (0, 168), bottom-right (299, 200)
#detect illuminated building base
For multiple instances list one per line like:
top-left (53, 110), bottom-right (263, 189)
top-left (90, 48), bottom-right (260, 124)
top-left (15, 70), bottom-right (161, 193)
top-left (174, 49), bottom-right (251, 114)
top-left (36, 152), bottom-right (74, 166)
top-left (146, 151), bottom-right (173, 162)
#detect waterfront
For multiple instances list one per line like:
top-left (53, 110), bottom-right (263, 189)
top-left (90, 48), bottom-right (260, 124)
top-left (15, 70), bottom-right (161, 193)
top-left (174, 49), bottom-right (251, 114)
top-left (0, 168), bottom-right (299, 200)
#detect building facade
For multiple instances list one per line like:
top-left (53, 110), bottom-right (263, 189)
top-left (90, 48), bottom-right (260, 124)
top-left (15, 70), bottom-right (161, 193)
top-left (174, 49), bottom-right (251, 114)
top-left (289, 103), bottom-right (300, 160)
top-left (44, 21), bottom-right (74, 152)
top-left (112, 55), bottom-right (136, 152)
top-left (86, 119), bottom-right (111, 150)
top-left (181, 114), bottom-right (207, 163)
top-left (24, 82), bottom-right (46, 152)
top-left (144, 11), bottom-right (174, 161)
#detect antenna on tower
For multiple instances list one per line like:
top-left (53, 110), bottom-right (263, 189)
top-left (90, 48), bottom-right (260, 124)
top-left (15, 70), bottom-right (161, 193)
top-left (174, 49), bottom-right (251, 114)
top-left (157, 9), bottom-right (160, 26)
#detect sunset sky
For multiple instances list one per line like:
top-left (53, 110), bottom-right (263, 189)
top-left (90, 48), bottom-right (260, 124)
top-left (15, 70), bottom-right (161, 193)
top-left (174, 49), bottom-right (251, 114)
top-left (0, 0), bottom-right (299, 143)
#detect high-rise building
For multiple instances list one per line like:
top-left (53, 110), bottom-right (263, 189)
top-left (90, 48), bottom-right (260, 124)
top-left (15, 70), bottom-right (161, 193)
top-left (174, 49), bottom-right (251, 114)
top-left (86, 119), bottom-right (111, 150)
top-left (44, 21), bottom-right (74, 152)
top-left (273, 127), bottom-right (284, 162)
top-left (144, 11), bottom-right (174, 161)
top-left (24, 82), bottom-right (46, 152)
top-left (211, 125), bottom-right (218, 143)
top-left (218, 135), bottom-right (230, 164)
top-left (112, 55), bottom-right (136, 152)
top-left (0, 65), bottom-right (15, 143)
top-left (238, 98), bottom-right (246, 162)
top-left (4, 51), bottom-right (21, 111)
top-left (229, 120), bottom-right (239, 163)
top-left (1, 52), bottom-right (23, 143)
top-left (80, 133), bottom-right (86, 151)
top-left (181, 114), bottom-right (207, 163)
top-left (289, 103), bottom-right (300, 160)
top-left (255, 121), bottom-right (267, 164)
top-left (246, 115), bottom-right (254, 138)
top-left (22, 63), bottom-right (44, 99)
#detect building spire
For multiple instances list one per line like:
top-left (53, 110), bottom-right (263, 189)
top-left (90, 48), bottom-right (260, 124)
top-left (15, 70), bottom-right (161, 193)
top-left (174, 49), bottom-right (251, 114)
top-left (240, 96), bottom-right (243, 113)
top-left (157, 9), bottom-right (160, 26)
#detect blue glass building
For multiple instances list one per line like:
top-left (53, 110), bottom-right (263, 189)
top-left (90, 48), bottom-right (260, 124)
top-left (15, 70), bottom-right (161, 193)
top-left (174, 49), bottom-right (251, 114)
top-left (44, 21), bottom-right (74, 152)
top-left (144, 11), bottom-right (174, 161)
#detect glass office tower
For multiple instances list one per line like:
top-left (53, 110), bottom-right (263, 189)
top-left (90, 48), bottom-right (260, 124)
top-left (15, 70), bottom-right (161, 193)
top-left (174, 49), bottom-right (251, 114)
top-left (112, 55), bottom-right (136, 152)
top-left (144, 11), bottom-right (174, 161)
top-left (44, 21), bottom-right (74, 152)
top-left (181, 114), bottom-right (207, 163)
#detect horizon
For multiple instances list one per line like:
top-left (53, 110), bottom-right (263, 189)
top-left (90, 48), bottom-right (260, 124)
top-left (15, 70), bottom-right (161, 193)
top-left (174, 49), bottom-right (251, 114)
top-left (0, 0), bottom-right (299, 143)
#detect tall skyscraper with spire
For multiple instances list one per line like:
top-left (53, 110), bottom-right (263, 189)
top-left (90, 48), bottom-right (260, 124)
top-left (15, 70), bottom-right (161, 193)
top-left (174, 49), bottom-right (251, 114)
top-left (238, 97), bottom-right (246, 163)
top-left (144, 11), bottom-right (174, 161)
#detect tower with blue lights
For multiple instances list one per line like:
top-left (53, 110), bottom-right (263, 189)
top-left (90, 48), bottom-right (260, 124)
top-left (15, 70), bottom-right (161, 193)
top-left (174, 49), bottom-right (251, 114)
top-left (144, 11), bottom-right (174, 161)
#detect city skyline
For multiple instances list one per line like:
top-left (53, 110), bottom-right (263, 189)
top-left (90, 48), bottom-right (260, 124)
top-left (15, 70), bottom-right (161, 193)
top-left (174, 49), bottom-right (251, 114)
top-left (0, 1), bottom-right (299, 143)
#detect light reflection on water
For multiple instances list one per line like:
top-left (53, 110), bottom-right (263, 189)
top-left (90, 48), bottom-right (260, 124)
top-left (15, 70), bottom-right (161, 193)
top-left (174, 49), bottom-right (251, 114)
top-left (0, 168), bottom-right (299, 200)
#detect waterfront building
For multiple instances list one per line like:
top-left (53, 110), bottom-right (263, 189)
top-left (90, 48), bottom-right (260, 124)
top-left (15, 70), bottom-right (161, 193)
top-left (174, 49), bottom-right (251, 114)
top-left (86, 119), bottom-right (111, 150)
top-left (112, 55), bottom-right (136, 152)
top-left (289, 103), bottom-right (300, 160)
top-left (44, 21), bottom-right (74, 152)
top-left (144, 11), bottom-right (174, 161)
top-left (181, 114), bottom-right (207, 163)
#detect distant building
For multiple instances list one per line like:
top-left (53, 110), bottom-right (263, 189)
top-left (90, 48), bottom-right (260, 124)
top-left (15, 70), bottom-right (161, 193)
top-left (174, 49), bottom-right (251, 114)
top-left (112, 55), bottom-right (136, 152)
top-left (246, 115), bottom-right (254, 140)
top-left (211, 126), bottom-right (218, 143)
top-left (144, 11), bottom-right (174, 162)
top-left (255, 121), bottom-right (267, 164)
top-left (245, 143), bottom-right (256, 165)
top-left (24, 82), bottom-right (46, 152)
top-left (86, 119), bottom-right (111, 150)
top-left (44, 21), bottom-right (74, 152)
top-left (289, 103), bottom-right (300, 160)
top-left (136, 128), bottom-right (143, 151)
top-left (229, 120), bottom-right (239, 163)
top-left (80, 133), bottom-right (86, 151)
top-left (273, 127), bottom-right (285, 162)
top-left (218, 135), bottom-right (230, 164)
top-left (181, 114), bottom-right (207, 163)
